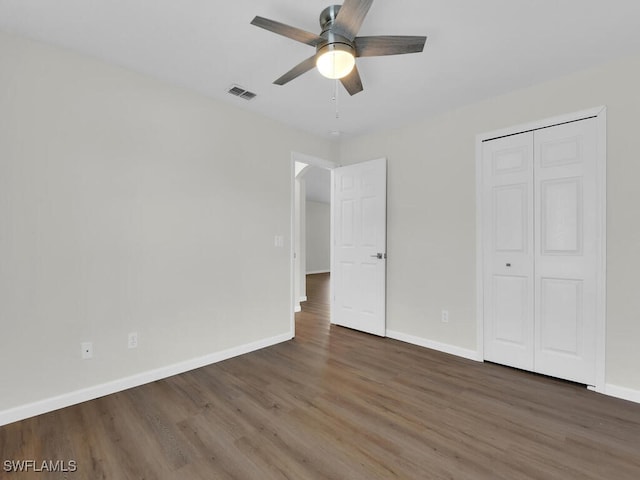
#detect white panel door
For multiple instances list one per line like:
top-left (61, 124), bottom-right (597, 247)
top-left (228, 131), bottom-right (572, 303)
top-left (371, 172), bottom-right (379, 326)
top-left (482, 133), bottom-right (535, 370)
top-left (534, 118), bottom-right (598, 384)
top-left (332, 158), bottom-right (387, 336)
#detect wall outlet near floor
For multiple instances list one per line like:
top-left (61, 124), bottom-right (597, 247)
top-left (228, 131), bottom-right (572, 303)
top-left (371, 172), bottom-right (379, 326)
top-left (441, 310), bottom-right (449, 323)
top-left (81, 342), bottom-right (93, 359)
top-left (128, 332), bottom-right (138, 349)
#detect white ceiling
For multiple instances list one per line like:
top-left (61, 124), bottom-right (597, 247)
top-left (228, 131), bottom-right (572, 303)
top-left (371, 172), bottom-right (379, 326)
top-left (2, 1), bottom-right (640, 139)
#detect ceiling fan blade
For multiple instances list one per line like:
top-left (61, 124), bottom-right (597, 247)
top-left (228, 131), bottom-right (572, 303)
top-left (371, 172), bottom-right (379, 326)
top-left (251, 16), bottom-right (323, 47)
top-left (340, 65), bottom-right (364, 96)
top-left (355, 35), bottom-right (427, 57)
top-left (274, 55), bottom-right (318, 85)
top-left (333, 0), bottom-right (374, 41)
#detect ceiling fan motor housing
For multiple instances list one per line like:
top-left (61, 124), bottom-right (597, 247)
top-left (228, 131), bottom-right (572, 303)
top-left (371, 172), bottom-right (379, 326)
top-left (317, 5), bottom-right (355, 56)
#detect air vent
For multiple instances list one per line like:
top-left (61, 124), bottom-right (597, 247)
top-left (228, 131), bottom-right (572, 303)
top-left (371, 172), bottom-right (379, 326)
top-left (227, 85), bottom-right (257, 101)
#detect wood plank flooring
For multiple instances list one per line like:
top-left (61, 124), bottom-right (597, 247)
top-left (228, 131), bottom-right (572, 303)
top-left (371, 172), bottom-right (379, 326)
top-left (2, 272), bottom-right (640, 479)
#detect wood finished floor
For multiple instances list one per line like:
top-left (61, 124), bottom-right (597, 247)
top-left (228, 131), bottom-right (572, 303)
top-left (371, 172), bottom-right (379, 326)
top-left (2, 272), bottom-right (640, 479)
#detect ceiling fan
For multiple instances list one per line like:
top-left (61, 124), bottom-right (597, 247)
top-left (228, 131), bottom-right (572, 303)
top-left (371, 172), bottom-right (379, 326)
top-left (250, 0), bottom-right (427, 96)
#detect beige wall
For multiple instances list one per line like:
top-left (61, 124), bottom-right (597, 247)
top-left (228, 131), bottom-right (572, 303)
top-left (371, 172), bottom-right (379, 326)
top-left (0, 31), bottom-right (331, 414)
top-left (339, 54), bottom-right (640, 392)
top-left (306, 200), bottom-right (330, 274)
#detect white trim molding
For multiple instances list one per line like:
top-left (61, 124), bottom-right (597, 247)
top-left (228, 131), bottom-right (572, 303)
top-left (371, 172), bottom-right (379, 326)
top-left (603, 384), bottom-right (640, 404)
top-left (0, 333), bottom-right (292, 427)
top-left (387, 330), bottom-right (482, 362)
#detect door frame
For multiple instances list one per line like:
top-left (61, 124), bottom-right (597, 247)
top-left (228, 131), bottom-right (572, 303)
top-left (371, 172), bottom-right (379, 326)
top-left (290, 152), bottom-right (339, 338)
top-left (475, 106), bottom-right (607, 392)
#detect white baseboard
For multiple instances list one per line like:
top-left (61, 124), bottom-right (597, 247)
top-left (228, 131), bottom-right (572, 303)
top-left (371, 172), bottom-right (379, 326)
top-left (385, 331), bottom-right (640, 405)
top-left (0, 332), bottom-right (292, 427)
top-left (299, 296), bottom-right (308, 303)
top-left (386, 330), bottom-right (482, 362)
top-left (4, 332), bottom-right (636, 427)
top-left (294, 304), bottom-right (302, 313)
top-left (306, 270), bottom-right (330, 275)
top-left (604, 384), bottom-right (640, 404)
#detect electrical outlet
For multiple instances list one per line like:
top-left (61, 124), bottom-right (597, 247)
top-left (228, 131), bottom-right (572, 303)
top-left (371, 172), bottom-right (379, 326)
top-left (441, 310), bottom-right (449, 323)
top-left (128, 332), bottom-right (138, 349)
top-left (81, 342), bottom-right (93, 359)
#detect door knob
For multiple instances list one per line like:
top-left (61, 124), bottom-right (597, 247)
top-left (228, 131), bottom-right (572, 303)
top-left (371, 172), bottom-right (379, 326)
top-left (370, 253), bottom-right (385, 259)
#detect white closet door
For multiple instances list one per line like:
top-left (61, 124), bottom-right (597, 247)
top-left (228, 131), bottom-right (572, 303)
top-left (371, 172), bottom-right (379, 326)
top-left (534, 118), bottom-right (598, 385)
top-left (482, 132), bottom-right (535, 370)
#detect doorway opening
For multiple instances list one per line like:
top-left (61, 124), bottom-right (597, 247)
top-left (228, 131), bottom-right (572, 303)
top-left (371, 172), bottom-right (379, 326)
top-left (290, 152), bottom-right (337, 337)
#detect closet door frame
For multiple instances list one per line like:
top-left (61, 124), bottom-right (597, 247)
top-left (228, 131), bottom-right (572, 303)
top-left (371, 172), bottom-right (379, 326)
top-left (475, 106), bottom-right (607, 393)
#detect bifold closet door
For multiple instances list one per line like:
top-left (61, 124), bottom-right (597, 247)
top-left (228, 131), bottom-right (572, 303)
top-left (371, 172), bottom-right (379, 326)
top-left (482, 132), bottom-right (535, 371)
top-left (534, 118), bottom-right (598, 385)
top-left (483, 118), bottom-right (599, 385)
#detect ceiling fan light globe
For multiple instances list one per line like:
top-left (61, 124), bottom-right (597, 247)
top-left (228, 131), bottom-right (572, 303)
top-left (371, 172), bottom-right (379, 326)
top-left (316, 44), bottom-right (355, 79)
